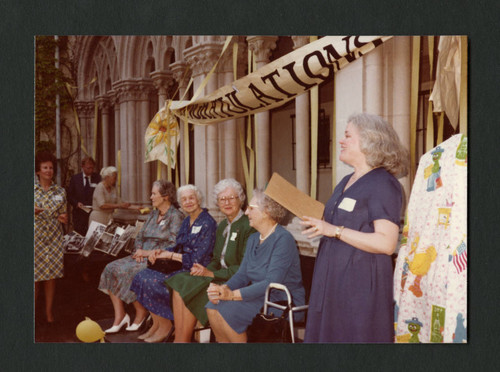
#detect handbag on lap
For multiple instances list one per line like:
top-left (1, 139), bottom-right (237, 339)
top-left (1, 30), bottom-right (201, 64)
top-left (147, 245), bottom-right (183, 274)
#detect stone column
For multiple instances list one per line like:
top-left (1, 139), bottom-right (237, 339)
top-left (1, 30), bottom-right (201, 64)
top-left (75, 101), bottom-right (94, 161)
top-left (364, 42), bottom-right (385, 116)
top-left (114, 80), bottom-right (142, 201)
top-left (184, 42), bottom-right (223, 210)
top-left (171, 61), bottom-right (191, 186)
top-left (390, 36), bottom-right (412, 201)
top-left (109, 91), bottom-right (120, 167)
top-left (247, 36), bottom-right (278, 189)
top-left (151, 70), bottom-right (175, 181)
top-left (96, 96), bottom-right (110, 167)
top-left (291, 36), bottom-right (311, 194)
top-left (138, 80), bottom-right (156, 202)
top-left (334, 50), bottom-right (364, 184)
top-left (218, 38), bottom-right (246, 181)
top-left (127, 93), bottom-right (138, 202)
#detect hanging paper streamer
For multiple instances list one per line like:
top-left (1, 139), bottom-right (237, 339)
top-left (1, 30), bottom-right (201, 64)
top-left (426, 36), bottom-right (435, 153)
top-left (117, 149), bottom-right (121, 196)
top-left (459, 36), bottom-right (467, 135)
top-left (309, 36), bottom-right (319, 200)
top-left (410, 36), bottom-right (421, 183)
top-left (93, 100), bottom-right (98, 160)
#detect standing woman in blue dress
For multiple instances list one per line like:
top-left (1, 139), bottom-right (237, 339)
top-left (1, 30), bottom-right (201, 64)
top-left (206, 189), bottom-right (305, 343)
top-left (34, 151), bottom-right (68, 324)
top-left (130, 185), bottom-right (217, 343)
top-left (301, 113), bottom-right (409, 343)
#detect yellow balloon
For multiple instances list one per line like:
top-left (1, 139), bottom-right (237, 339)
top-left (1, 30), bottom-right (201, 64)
top-left (76, 317), bottom-right (106, 343)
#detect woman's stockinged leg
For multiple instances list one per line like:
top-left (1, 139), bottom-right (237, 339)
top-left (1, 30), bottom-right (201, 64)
top-left (207, 308), bottom-right (247, 343)
top-left (44, 279), bottom-right (56, 323)
top-left (145, 314), bottom-right (172, 343)
top-left (138, 313), bottom-right (159, 340)
top-left (132, 301), bottom-right (148, 325)
top-left (109, 292), bottom-right (126, 326)
top-left (173, 290), bottom-right (197, 343)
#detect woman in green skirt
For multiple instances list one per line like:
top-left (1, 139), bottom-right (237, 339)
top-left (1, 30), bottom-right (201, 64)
top-left (166, 179), bottom-right (254, 342)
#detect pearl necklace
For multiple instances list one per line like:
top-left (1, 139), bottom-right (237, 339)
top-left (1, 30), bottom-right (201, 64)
top-left (259, 223), bottom-right (278, 242)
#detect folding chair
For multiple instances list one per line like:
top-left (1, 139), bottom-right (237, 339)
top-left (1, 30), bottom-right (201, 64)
top-left (263, 283), bottom-right (309, 343)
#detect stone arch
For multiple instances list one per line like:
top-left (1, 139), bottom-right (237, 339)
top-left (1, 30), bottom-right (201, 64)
top-left (76, 36), bottom-right (119, 99)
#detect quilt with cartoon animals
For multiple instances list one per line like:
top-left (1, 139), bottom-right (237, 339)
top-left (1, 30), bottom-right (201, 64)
top-left (394, 134), bottom-right (467, 343)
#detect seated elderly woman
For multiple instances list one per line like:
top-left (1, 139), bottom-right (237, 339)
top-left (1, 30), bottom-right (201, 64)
top-left (206, 189), bottom-right (305, 343)
top-left (165, 179), bottom-right (255, 342)
top-left (98, 180), bottom-right (184, 333)
top-left (130, 185), bottom-right (217, 343)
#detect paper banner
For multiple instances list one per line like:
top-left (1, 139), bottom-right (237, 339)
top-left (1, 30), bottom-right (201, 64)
top-left (167, 36), bottom-right (391, 125)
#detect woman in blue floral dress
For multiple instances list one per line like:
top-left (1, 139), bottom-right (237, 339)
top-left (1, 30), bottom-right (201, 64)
top-left (131, 185), bottom-right (217, 343)
top-left (98, 180), bottom-right (183, 333)
top-left (35, 151), bottom-right (68, 324)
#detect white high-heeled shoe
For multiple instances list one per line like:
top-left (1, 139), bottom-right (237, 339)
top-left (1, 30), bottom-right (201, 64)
top-left (105, 314), bottom-right (130, 334)
top-left (126, 316), bottom-right (147, 332)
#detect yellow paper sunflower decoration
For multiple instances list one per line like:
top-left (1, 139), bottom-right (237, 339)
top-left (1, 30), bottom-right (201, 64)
top-left (145, 101), bottom-right (180, 167)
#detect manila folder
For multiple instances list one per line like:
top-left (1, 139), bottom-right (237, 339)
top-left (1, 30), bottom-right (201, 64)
top-left (264, 172), bottom-right (324, 220)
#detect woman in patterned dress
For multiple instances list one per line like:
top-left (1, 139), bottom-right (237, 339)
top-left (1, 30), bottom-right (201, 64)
top-left (98, 180), bottom-right (184, 333)
top-left (130, 185), bottom-right (217, 343)
top-left (34, 151), bottom-right (68, 324)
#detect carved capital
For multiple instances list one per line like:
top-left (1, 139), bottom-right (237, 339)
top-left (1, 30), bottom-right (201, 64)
top-left (136, 80), bottom-right (156, 101)
top-left (150, 70), bottom-right (175, 95)
top-left (170, 61), bottom-right (191, 89)
top-left (107, 90), bottom-right (119, 107)
top-left (246, 36), bottom-right (278, 64)
top-left (112, 80), bottom-right (146, 103)
top-left (291, 36), bottom-right (310, 50)
top-left (96, 95), bottom-right (111, 113)
top-left (74, 100), bottom-right (94, 118)
top-left (184, 42), bottom-right (223, 77)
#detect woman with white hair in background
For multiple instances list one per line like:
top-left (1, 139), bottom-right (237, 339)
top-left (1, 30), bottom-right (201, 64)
top-left (88, 166), bottom-right (130, 225)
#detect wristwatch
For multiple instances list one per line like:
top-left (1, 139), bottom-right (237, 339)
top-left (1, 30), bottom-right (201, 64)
top-left (334, 225), bottom-right (344, 239)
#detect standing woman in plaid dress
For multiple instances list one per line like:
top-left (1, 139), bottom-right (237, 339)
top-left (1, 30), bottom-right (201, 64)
top-left (34, 151), bottom-right (68, 324)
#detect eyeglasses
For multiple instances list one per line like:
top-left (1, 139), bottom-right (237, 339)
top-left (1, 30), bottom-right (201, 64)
top-left (218, 195), bottom-right (239, 204)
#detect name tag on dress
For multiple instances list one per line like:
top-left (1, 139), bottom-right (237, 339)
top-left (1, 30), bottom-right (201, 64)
top-left (338, 197), bottom-right (356, 212)
top-left (230, 232), bottom-right (237, 241)
top-left (53, 195), bottom-right (63, 202)
top-left (191, 225), bottom-right (201, 234)
top-left (159, 220), bottom-right (166, 226)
